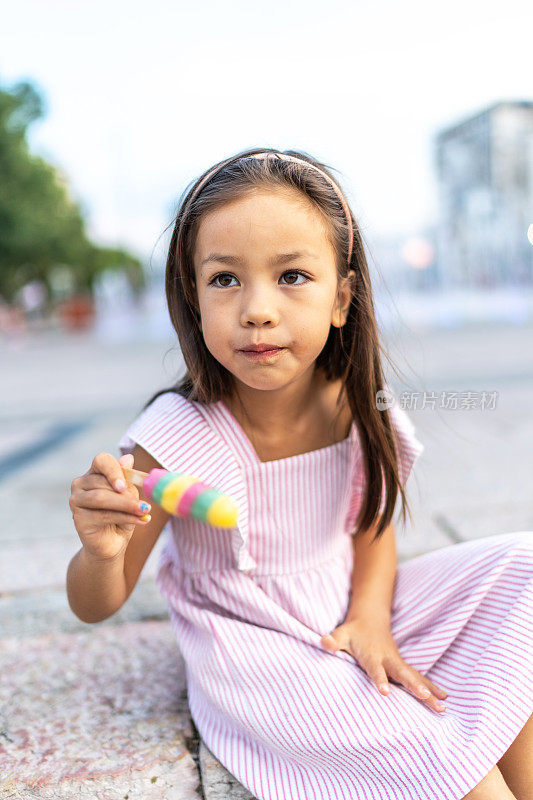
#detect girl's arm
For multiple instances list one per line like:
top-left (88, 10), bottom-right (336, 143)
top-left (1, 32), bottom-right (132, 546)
top-left (67, 444), bottom-right (170, 623)
top-left (345, 521), bottom-right (397, 625)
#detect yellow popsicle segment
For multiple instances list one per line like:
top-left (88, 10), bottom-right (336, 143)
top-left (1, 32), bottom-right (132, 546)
top-left (160, 475), bottom-right (198, 515)
top-left (205, 494), bottom-right (239, 528)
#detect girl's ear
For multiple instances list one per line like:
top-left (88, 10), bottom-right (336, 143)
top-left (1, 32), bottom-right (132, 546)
top-left (331, 270), bottom-right (356, 328)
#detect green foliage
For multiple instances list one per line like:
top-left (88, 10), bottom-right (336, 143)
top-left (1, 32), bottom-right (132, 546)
top-left (0, 79), bottom-right (145, 303)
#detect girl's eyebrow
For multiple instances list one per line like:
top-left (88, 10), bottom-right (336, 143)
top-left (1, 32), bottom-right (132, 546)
top-left (200, 251), bottom-right (318, 272)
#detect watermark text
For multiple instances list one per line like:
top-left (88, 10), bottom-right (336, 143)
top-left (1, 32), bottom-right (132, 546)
top-left (375, 389), bottom-right (499, 411)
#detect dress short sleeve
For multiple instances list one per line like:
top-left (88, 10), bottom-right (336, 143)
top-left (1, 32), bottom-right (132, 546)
top-left (117, 391), bottom-right (219, 470)
top-left (388, 401), bottom-right (425, 488)
top-left (117, 393), bottom-right (172, 464)
top-left (116, 391), bottom-right (257, 572)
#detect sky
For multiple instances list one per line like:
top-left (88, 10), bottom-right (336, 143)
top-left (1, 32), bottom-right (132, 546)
top-left (1, 0), bottom-right (531, 267)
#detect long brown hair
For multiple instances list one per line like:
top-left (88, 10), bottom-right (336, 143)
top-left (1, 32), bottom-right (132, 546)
top-left (140, 146), bottom-right (415, 541)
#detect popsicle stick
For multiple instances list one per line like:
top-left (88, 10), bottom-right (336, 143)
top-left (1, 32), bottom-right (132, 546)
top-left (120, 465), bottom-right (149, 489)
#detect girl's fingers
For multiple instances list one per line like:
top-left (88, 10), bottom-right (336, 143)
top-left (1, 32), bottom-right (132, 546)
top-left (89, 452), bottom-right (129, 493)
top-left (80, 473), bottom-right (123, 491)
top-left (422, 675), bottom-right (448, 698)
top-left (320, 628), bottom-right (449, 710)
top-left (389, 663), bottom-right (446, 713)
top-left (413, 671), bottom-right (448, 700)
top-left (77, 507), bottom-right (151, 527)
top-left (320, 633), bottom-right (340, 652)
top-left (364, 661), bottom-right (391, 696)
top-left (421, 676), bottom-right (448, 699)
top-left (74, 487), bottom-right (149, 518)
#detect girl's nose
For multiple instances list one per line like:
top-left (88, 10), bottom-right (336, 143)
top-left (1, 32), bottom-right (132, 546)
top-left (240, 303), bottom-right (278, 327)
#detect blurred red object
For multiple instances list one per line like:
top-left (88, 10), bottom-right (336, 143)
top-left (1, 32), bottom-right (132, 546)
top-left (58, 294), bottom-right (95, 331)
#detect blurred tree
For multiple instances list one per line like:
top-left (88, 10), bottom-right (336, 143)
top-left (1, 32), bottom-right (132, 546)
top-left (0, 79), bottom-right (145, 304)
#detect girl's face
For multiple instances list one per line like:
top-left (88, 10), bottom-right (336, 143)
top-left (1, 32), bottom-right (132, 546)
top-left (193, 187), bottom-right (355, 395)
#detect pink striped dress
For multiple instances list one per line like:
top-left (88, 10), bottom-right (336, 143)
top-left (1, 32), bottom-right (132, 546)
top-left (118, 391), bottom-right (533, 800)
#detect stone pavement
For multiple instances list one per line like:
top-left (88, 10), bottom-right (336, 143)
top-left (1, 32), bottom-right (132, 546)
top-left (1, 319), bottom-right (532, 798)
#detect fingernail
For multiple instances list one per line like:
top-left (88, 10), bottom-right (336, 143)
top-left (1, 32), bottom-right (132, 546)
top-left (379, 684), bottom-right (389, 694)
top-left (140, 514), bottom-right (151, 522)
top-left (437, 703), bottom-right (446, 711)
top-left (139, 502), bottom-right (151, 513)
top-left (419, 686), bottom-right (430, 697)
top-left (115, 479), bottom-right (126, 491)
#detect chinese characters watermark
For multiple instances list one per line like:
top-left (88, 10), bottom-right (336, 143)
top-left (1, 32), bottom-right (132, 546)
top-left (375, 388), bottom-right (499, 411)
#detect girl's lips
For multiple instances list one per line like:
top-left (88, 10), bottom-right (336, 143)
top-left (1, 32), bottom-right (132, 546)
top-left (239, 347), bottom-right (285, 361)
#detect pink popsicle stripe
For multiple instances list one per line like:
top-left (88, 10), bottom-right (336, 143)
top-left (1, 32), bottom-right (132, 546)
top-left (142, 468), bottom-right (168, 498)
top-left (176, 481), bottom-right (207, 517)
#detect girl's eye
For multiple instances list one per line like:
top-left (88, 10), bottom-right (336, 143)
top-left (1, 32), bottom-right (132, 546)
top-left (208, 270), bottom-right (310, 288)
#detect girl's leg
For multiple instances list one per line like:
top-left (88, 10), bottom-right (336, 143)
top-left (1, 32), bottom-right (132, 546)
top-left (496, 712), bottom-right (533, 800)
top-left (460, 765), bottom-right (516, 799)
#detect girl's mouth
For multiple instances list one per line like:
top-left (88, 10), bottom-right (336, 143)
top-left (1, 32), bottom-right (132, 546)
top-left (239, 347), bottom-right (285, 362)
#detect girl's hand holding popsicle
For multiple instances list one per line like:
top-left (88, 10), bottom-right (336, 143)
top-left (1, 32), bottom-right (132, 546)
top-left (69, 451), bottom-right (239, 563)
top-left (69, 452), bottom-right (152, 562)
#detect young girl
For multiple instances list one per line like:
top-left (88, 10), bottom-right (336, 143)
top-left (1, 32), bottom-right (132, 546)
top-left (67, 148), bottom-right (533, 800)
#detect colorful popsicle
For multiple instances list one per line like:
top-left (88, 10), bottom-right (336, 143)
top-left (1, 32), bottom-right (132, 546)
top-left (121, 466), bottom-right (239, 528)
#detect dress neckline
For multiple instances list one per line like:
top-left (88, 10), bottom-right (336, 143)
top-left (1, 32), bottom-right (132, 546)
top-left (216, 400), bottom-right (356, 466)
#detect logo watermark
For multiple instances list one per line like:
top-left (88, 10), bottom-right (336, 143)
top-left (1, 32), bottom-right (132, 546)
top-left (375, 389), bottom-right (499, 411)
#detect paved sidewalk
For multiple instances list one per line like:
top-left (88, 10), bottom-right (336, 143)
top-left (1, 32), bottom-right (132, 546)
top-left (0, 622), bottom-right (199, 799)
top-left (1, 321), bottom-right (532, 798)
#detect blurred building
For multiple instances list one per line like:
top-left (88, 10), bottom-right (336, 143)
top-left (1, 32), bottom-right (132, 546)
top-left (369, 229), bottom-right (440, 294)
top-left (434, 100), bottom-right (533, 288)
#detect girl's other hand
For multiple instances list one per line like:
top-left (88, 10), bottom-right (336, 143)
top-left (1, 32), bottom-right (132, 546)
top-left (69, 452), bottom-right (152, 562)
top-left (320, 617), bottom-right (448, 713)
